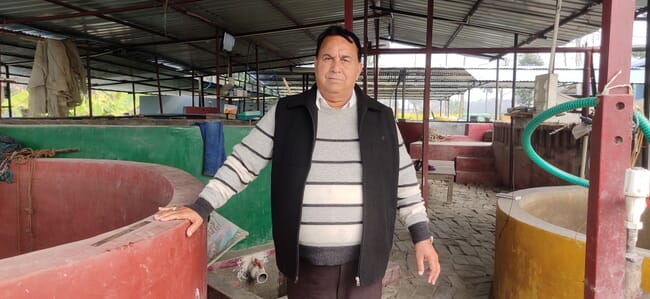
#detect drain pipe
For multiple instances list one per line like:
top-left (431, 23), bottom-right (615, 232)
top-left (247, 258), bottom-right (268, 284)
top-left (623, 167), bottom-right (650, 299)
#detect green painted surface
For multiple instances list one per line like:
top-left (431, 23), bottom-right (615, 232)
top-left (219, 127), bottom-right (273, 249)
top-left (0, 124), bottom-right (272, 249)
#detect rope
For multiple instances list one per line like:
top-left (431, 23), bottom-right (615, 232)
top-left (1, 147), bottom-right (78, 253)
top-left (7, 148), bottom-right (57, 164)
top-left (0, 147), bottom-right (79, 183)
top-left (0, 151), bottom-right (17, 182)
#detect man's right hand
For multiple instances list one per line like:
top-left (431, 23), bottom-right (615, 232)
top-left (154, 206), bottom-right (204, 237)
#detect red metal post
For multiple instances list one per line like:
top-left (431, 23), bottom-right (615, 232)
top-left (421, 0), bottom-right (433, 205)
top-left (585, 1), bottom-right (635, 298)
top-left (363, 0), bottom-right (368, 94)
top-left (494, 59), bottom-right (499, 120)
top-left (344, 0), bottom-right (353, 31)
top-left (373, 18), bottom-right (379, 100)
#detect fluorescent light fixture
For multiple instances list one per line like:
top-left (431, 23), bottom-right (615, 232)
top-left (223, 32), bottom-right (235, 52)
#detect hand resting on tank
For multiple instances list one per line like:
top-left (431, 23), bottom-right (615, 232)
top-left (154, 206), bottom-right (203, 237)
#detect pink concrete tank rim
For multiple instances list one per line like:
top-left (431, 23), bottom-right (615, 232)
top-left (0, 158), bottom-right (206, 298)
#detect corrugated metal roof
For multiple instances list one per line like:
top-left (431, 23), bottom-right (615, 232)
top-left (0, 0), bottom-right (644, 100)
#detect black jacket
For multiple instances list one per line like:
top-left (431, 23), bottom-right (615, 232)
top-left (271, 84), bottom-right (399, 286)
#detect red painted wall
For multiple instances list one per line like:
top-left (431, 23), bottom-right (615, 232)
top-left (492, 122), bottom-right (582, 189)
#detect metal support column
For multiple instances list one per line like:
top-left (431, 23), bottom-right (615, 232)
top-left (421, 0), bottom-right (434, 205)
top-left (131, 81), bottom-right (136, 115)
top-left (495, 59), bottom-right (500, 120)
top-left (509, 33), bottom-right (518, 187)
top-left (373, 18), bottom-right (379, 100)
top-left (262, 86), bottom-right (266, 115)
top-left (641, 20), bottom-right (650, 169)
top-left (5, 65), bottom-right (11, 118)
top-left (363, 0), bottom-right (368, 93)
top-left (86, 44), bottom-right (93, 117)
top-left (199, 76), bottom-right (205, 106)
top-left (216, 30), bottom-right (221, 113)
top-left (256, 45), bottom-right (260, 110)
top-left (191, 70), bottom-right (195, 107)
top-left (583, 50), bottom-right (593, 98)
top-left (344, 0), bottom-right (353, 31)
top-left (0, 56), bottom-right (3, 119)
top-left (466, 88), bottom-right (471, 122)
top-left (155, 57), bottom-right (163, 114)
top-left (585, 1), bottom-right (635, 298)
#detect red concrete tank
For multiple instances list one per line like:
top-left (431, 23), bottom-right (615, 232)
top-left (0, 158), bottom-right (206, 298)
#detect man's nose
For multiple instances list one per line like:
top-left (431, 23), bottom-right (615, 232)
top-left (330, 59), bottom-right (342, 72)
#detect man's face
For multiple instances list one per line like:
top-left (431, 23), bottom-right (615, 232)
top-left (314, 35), bottom-right (362, 101)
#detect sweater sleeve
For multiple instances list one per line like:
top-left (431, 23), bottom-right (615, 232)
top-left (394, 122), bottom-right (433, 244)
top-left (186, 105), bottom-right (276, 221)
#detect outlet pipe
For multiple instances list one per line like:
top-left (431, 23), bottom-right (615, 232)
top-left (247, 258), bottom-right (268, 284)
top-left (623, 168), bottom-right (650, 299)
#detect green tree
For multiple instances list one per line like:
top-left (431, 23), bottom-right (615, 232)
top-left (632, 51), bottom-right (645, 60)
top-left (2, 86), bottom-right (142, 118)
top-left (518, 54), bottom-right (544, 66)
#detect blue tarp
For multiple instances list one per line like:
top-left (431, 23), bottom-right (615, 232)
top-left (195, 122), bottom-right (226, 177)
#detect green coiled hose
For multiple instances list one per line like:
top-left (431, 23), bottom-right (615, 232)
top-left (521, 97), bottom-right (650, 187)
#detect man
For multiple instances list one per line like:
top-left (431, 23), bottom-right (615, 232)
top-left (155, 25), bottom-right (440, 298)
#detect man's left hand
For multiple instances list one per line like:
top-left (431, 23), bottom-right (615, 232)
top-left (414, 238), bottom-right (440, 285)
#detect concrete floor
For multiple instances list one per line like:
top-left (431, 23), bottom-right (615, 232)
top-left (382, 181), bottom-right (502, 299)
top-left (210, 180), bottom-right (502, 299)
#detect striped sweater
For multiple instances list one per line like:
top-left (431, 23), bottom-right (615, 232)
top-left (192, 93), bottom-right (429, 265)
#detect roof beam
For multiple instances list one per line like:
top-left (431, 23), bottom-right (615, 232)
top-left (517, 0), bottom-right (601, 47)
top-left (444, 0), bottom-right (484, 48)
top-left (163, 2), bottom-right (300, 70)
top-left (1, 0), bottom-right (203, 24)
top-left (369, 6), bottom-right (537, 36)
top-left (0, 38), bottom-right (195, 89)
top-left (367, 46), bottom-right (600, 55)
top-left (0, 21), bottom-right (195, 76)
top-left (119, 13), bottom-right (388, 48)
top-left (42, 0), bottom-right (217, 68)
top-left (378, 37), bottom-right (496, 59)
top-left (0, 32), bottom-right (186, 77)
top-left (265, 0), bottom-right (317, 41)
